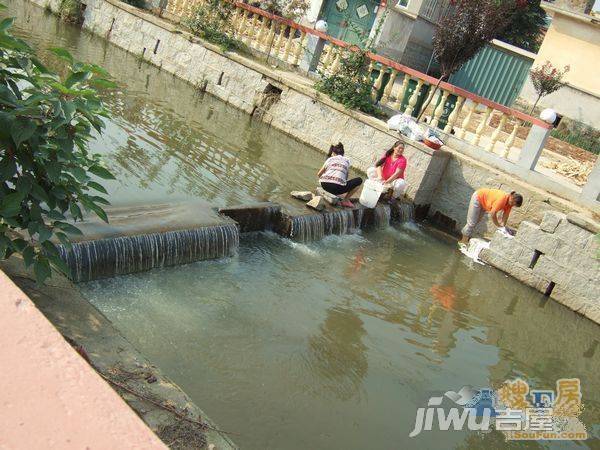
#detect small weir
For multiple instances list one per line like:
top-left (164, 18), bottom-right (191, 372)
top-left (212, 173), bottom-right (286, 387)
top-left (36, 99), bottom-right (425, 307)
top-left (289, 209), bottom-right (357, 242)
top-left (59, 224), bottom-right (239, 282)
top-left (219, 203), bottom-right (281, 233)
top-left (56, 203), bottom-right (240, 282)
top-left (56, 201), bottom-right (416, 281)
top-left (278, 202), bottom-right (415, 242)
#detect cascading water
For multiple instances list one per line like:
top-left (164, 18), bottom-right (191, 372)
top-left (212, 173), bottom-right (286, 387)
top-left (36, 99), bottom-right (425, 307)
top-left (373, 204), bottom-right (392, 228)
top-left (392, 202), bottom-right (414, 223)
top-left (287, 203), bottom-right (416, 242)
top-left (289, 210), bottom-right (357, 242)
top-left (353, 208), bottom-right (365, 230)
top-left (59, 224), bottom-right (239, 282)
top-left (57, 201), bottom-right (416, 281)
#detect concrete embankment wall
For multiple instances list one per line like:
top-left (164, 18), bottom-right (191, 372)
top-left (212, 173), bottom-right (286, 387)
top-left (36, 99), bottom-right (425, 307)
top-left (0, 269), bottom-right (167, 449)
top-left (428, 154), bottom-right (591, 237)
top-left (28, 0), bottom-right (596, 236)
top-left (481, 211), bottom-right (600, 324)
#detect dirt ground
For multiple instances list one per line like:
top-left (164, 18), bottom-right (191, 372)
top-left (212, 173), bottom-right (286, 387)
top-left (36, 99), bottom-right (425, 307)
top-left (488, 113), bottom-right (597, 164)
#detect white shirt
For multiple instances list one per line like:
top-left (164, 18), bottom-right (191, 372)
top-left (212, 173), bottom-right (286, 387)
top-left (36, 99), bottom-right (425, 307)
top-left (320, 155), bottom-right (350, 186)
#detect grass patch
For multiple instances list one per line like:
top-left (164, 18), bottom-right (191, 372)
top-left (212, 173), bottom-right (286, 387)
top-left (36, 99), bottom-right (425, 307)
top-left (551, 121), bottom-right (600, 155)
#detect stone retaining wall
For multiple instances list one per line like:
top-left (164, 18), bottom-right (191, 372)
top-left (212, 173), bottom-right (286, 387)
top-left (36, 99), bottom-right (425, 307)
top-left (481, 211), bottom-right (600, 323)
top-left (29, 0), bottom-right (596, 232)
top-left (429, 155), bottom-right (589, 238)
top-left (75, 0), bottom-right (450, 207)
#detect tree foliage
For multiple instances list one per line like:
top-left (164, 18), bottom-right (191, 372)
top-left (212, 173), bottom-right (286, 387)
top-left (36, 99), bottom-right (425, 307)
top-left (417, 0), bottom-right (522, 121)
top-left (497, 0), bottom-right (547, 52)
top-left (529, 60), bottom-right (569, 111)
top-left (434, 0), bottom-right (519, 79)
top-left (0, 6), bottom-right (116, 283)
top-left (256, 0), bottom-right (309, 20)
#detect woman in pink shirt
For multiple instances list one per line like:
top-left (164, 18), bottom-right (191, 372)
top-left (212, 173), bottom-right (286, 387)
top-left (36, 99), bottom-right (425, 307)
top-left (367, 140), bottom-right (407, 199)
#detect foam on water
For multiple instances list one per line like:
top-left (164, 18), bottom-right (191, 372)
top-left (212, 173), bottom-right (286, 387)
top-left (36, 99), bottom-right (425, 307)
top-left (279, 239), bottom-right (320, 257)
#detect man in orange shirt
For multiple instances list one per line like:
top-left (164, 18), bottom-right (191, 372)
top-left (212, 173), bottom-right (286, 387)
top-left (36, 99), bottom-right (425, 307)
top-left (460, 188), bottom-right (523, 244)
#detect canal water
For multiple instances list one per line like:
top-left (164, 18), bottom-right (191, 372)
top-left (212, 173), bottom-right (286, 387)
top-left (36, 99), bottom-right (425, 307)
top-left (5, 2), bottom-right (599, 449)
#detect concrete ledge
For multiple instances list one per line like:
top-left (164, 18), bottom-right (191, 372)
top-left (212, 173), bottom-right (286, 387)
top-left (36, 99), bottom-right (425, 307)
top-left (0, 269), bottom-right (166, 449)
top-left (219, 202), bottom-right (282, 233)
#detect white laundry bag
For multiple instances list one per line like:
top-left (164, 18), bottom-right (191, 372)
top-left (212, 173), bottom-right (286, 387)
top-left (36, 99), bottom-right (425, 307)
top-left (387, 114), bottom-right (413, 131)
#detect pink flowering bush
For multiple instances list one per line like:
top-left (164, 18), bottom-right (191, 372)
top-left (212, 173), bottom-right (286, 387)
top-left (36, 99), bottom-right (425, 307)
top-left (529, 61), bottom-right (570, 111)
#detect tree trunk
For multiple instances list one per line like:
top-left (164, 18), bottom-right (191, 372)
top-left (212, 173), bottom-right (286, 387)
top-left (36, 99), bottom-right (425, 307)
top-left (530, 94), bottom-right (543, 115)
top-left (416, 75), bottom-right (446, 123)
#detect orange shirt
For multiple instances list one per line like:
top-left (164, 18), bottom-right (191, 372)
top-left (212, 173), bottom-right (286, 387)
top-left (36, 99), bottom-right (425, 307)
top-left (476, 188), bottom-right (512, 215)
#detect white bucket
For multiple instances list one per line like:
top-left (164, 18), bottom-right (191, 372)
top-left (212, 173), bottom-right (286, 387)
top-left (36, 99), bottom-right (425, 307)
top-left (359, 179), bottom-right (385, 208)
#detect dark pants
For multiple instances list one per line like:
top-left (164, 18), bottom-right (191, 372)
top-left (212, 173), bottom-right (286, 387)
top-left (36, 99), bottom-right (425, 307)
top-left (321, 177), bottom-right (363, 196)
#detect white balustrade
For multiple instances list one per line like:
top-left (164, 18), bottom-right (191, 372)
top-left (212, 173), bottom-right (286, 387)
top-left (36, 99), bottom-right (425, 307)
top-left (164, 0), bottom-right (546, 161)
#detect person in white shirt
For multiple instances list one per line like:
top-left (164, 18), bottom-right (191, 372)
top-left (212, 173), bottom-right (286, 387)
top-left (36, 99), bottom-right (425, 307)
top-left (317, 143), bottom-right (363, 208)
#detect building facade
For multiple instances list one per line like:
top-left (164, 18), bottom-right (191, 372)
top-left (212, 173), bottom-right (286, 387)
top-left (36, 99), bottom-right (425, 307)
top-left (545, 0), bottom-right (596, 14)
top-left (304, 0), bottom-right (448, 72)
top-left (518, 2), bottom-right (600, 128)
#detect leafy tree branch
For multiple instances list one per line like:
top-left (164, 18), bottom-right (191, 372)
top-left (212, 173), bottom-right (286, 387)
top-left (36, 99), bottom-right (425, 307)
top-left (0, 6), bottom-right (115, 283)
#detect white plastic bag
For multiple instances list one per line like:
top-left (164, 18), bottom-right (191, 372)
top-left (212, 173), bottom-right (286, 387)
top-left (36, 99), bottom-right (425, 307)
top-left (387, 113), bottom-right (414, 131)
top-left (405, 121), bottom-right (424, 142)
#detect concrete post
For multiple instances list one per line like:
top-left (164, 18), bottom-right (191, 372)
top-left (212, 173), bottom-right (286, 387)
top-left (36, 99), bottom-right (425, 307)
top-left (581, 156), bottom-right (600, 203)
top-left (517, 124), bottom-right (552, 171)
top-left (299, 34), bottom-right (326, 74)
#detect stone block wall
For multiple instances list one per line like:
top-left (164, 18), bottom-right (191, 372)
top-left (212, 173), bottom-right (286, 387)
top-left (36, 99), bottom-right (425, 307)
top-left (79, 0), bottom-right (269, 115)
top-left (267, 89), bottom-right (450, 206)
top-left (428, 155), bottom-right (589, 237)
top-left (481, 211), bottom-right (600, 323)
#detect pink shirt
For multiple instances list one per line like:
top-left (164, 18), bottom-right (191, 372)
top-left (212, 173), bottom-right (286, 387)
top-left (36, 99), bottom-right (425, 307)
top-left (381, 154), bottom-right (407, 180)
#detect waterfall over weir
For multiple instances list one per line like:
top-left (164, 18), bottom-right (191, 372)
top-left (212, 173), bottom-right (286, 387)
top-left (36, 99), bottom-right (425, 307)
top-left (290, 209), bottom-right (357, 242)
top-left (283, 202), bottom-right (415, 242)
top-left (56, 203), bottom-right (240, 282)
top-left (59, 224), bottom-right (239, 282)
top-left (373, 205), bottom-right (391, 229)
top-left (56, 201), bottom-right (416, 281)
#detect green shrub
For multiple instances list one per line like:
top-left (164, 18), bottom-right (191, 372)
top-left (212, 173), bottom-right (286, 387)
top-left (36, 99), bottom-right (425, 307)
top-left (184, 0), bottom-right (245, 52)
top-left (551, 121), bottom-right (600, 155)
top-left (315, 50), bottom-right (380, 117)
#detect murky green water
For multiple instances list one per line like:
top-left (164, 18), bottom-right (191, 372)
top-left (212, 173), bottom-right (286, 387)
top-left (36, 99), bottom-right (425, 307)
top-left (5, 2), bottom-right (599, 449)
top-left (4, 0), bottom-right (330, 209)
